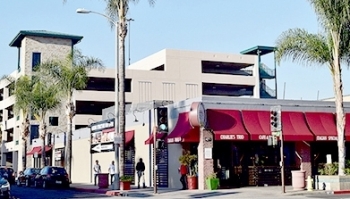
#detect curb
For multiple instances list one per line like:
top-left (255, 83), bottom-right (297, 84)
top-left (327, 190), bottom-right (350, 195)
top-left (70, 187), bottom-right (110, 194)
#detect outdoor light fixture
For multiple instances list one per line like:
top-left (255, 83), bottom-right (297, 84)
top-left (76, 8), bottom-right (91, 14)
top-left (205, 137), bottom-right (212, 142)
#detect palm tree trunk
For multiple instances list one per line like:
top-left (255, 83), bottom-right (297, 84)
top-left (118, 18), bottom-right (127, 177)
top-left (22, 118), bottom-right (29, 170)
top-left (333, 63), bottom-right (346, 176)
top-left (65, 101), bottom-right (74, 180)
top-left (22, 138), bottom-right (27, 170)
top-left (40, 121), bottom-right (47, 167)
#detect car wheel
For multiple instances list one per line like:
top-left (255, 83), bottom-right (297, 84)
top-left (25, 179), bottom-right (29, 187)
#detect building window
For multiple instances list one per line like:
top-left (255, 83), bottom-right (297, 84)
top-left (32, 52), bottom-right (41, 69)
top-left (49, 117), bottom-right (59, 126)
top-left (30, 125), bottom-right (39, 144)
top-left (202, 82), bottom-right (254, 97)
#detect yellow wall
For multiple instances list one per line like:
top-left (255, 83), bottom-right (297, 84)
top-left (71, 137), bottom-right (91, 183)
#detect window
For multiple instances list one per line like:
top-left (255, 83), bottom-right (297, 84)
top-left (32, 52), bottom-right (41, 69)
top-left (202, 83), bottom-right (254, 97)
top-left (49, 117), bottom-right (59, 126)
top-left (30, 125), bottom-right (39, 143)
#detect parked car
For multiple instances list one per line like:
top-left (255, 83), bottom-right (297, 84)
top-left (0, 171), bottom-right (10, 199)
top-left (17, 168), bottom-right (41, 187)
top-left (34, 166), bottom-right (70, 189)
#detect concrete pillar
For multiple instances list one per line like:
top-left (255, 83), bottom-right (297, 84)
top-left (198, 127), bottom-right (214, 190)
top-left (295, 141), bottom-right (311, 178)
top-left (1, 153), bottom-right (6, 166)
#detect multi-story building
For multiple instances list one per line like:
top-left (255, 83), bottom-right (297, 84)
top-left (1, 29), bottom-right (277, 173)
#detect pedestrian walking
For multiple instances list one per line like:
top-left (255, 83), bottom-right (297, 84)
top-left (179, 163), bottom-right (188, 190)
top-left (135, 158), bottom-right (145, 188)
top-left (93, 160), bottom-right (101, 186)
top-left (108, 161), bottom-right (116, 185)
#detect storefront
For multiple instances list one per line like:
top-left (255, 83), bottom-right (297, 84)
top-left (54, 148), bottom-right (65, 167)
top-left (27, 145), bottom-right (52, 168)
top-left (163, 99), bottom-right (350, 190)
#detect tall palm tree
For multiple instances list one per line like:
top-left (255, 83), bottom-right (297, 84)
top-left (64, 0), bottom-right (156, 177)
top-left (38, 49), bottom-right (103, 178)
top-left (275, 0), bottom-right (350, 175)
top-left (13, 76), bottom-right (34, 170)
top-left (31, 78), bottom-right (61, 167)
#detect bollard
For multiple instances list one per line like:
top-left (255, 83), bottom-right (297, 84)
top-left (306, 176), bottom-right (313, 191)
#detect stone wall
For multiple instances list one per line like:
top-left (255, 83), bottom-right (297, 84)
top-left (295, 141), bottom-right (311, 178)
top-left (197, 128), bottom-right (214, 190)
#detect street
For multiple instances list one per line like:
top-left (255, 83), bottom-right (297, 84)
top-left (10, 186), bottom-right (109, 199)
top-left (10, 185), bottom-right (350, 199)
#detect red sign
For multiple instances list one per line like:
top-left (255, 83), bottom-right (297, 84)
top-left (216, 134), bottom-right (246, 140)
top-left (316, 136), bottom-right (337, 141)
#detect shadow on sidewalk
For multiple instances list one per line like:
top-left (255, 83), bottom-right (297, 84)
top-left (189, 191), bottom-right (238, 198)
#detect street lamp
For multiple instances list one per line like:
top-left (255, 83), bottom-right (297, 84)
top-left (76, 8), bottom-right (120, 190)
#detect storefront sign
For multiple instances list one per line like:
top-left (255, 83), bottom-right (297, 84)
top-left (258, 135), bottom-right (269, 140)
top-left (91, 120), bottom-right (114, 132)
top-left (204, 148), bottom-right (212, 159)
top-left (167, 137), bottom-right (182, 143)
top-left (55, 150), bottom-right (62, 161)
top-left (217, 134), bottom-right (245, 140)
top-left (316, 136), bottom-right (337, 141)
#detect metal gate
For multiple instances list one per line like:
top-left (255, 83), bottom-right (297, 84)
top-left (156, 146), bottom-right (168, 187)
top-left (124, 148), bottom-right (135, 184)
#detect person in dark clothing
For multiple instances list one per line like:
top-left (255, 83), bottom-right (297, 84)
top-left (136, 158), bottom-right (146, 188)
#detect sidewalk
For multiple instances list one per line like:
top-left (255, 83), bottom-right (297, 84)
top-left (70, 183), bottom-right (327, 198)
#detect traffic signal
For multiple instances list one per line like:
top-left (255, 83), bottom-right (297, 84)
top-left (270, 106), bottom-right (281, 132)
top-left (157, 107), bottom-right (168, 132)
top-left (156, 140), bottom-right (165, 149)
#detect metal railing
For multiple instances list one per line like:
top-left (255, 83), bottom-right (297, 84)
top-left (260, 82), bottom-right (276, 97)
top-left (260, 63), bottom-right (275, 77)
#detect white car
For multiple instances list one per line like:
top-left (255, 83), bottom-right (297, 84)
top-left (0, 173), bottom-right (10, 199)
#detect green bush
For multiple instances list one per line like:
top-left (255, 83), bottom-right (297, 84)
top-left (120, 175), bottom-right (133, 182)
top-left (318, 160), bottom-right (350, 175)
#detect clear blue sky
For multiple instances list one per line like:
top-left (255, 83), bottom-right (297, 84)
top-left (1, 0), bottom-right (349, 100)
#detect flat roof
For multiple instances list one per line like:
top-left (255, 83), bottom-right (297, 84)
top-left (9, 30), bottom-right (83, 47)
top-left (241, 45), bottom-right (276, 56)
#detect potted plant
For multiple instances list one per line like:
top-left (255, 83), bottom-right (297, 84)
top-left (179, 150), bottom-right (198, 189)
top-left (206, 172), bottom-right (219, 190)
top-left (316, 160), bottom-right (350, 191)
top-left (120, 175), bottom-right (133, 190)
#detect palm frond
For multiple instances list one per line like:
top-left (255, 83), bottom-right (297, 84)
top-left (275, 28), bottom-right (332, 68)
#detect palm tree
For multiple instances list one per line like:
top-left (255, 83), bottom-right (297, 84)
top-left (13, 76), bottom-right (34, 170)
top-left (275, 0), bottom-right (350, 175)
top-left (31, 78), bottom-right (61, 167)
top-left (64, 0), bottom-right (156, 177)
top-left (38, 49), bottom-right (103, 179)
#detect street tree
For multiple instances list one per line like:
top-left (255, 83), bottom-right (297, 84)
top-left (275, 0), bottom-right (350, 175)
top-left (37, 49), bottom-right (103, 178)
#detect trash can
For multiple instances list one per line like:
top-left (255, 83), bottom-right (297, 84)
top-left (98, 173), bottom-right (109, 189)
top-left (291, 170), bottom-right (306, 190)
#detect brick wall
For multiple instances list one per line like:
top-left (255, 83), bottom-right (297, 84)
top-left (197, 128), bottom-right (214, 190)
top-left (295, 141), bottom-right (311, 178)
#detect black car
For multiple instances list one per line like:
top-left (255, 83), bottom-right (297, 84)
top-left (0, 167), bottom-right (14, 185)
top-left (0, 171), bottom-right (10, 199)
top-left (34, 166), bottom-right (70, 189)
top-left (17, 168), bottom-right (41, 187)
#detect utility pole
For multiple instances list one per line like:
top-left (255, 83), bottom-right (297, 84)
top-left (153, 102), bottom-right (158, 194)
top-left (126, 18), bottom-right (134, 66)
top-left (270, 105), bottom-right (285, 193)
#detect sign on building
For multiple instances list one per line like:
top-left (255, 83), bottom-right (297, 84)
top-left (90, 119), bottom-right (115, 154)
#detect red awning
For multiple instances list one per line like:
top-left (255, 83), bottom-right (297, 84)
top-left (241, 110), bottom-right (270, 140)
top-left (345, 113), bottom-right (350, 141)
top-left (125, 130), bottom-right (135, 145)
top-left (305, 112), bottom-right (337, 141)
top-left (27, 146), bottom-right (41, 155)
top-left (145, 132), bottom-right (167, 145)
top-left (207, 109), bottom-right (249, 141)
top-left (167, 112), bottom-right (199, 143)
top-left (102, 128), bottom-right (115, 133)
top-left (40, 146), bottom-right (52, 153)
top-left (282, 112), bottom-right (314, 141)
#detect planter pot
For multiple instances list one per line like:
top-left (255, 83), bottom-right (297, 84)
top-left (316, 175), bottom-right (350, 191)
top-left (187, 176), bottom-right (198, 190)
top-left (291, 170), bottom-right (306, 190)
top-left (206, 178), bottom-right (219, 190)
top-left (120, 181), bottom-right (131, 190)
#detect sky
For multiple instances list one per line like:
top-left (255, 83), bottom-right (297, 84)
top-left (1, 0), bottom-right (349, 100)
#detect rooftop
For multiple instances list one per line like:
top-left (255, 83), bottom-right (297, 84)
top-left (9, 30), bottom-right (83, 47)
top-left (240, 45), bottom-right (276, 56)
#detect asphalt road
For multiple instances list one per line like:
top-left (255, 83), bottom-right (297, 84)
top-left (10, 185), bottom-right (110, 199)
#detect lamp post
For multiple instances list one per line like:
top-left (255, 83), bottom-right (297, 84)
top-left (76, 8), bottom-right (120, 190)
